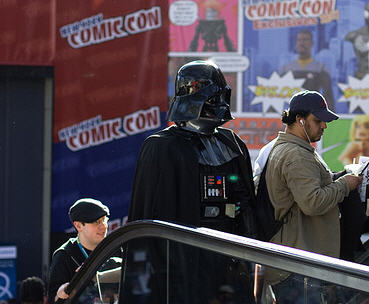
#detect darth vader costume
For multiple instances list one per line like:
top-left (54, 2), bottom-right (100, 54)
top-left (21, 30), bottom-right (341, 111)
top-left (125, 61), bottom-right (257, 304)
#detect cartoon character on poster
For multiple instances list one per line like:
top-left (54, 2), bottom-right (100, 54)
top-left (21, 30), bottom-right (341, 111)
top-left (339, 115), bottom-right (369, 166)
top-left (169, 0), bottom-right (238, 52)
top-left (188, 0), bottom-right (235, 51)
top-left (345, 3), bottom-right (369, 80)
top-left (337, 2), bottom-right (369, 115)
top-left (279, 29), bottom-right (335, 111)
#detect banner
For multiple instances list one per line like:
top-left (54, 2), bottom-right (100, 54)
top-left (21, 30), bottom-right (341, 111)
top-left (0, 0), bottom-right (54, 66)
top-left (52, 0), bottom-right (168, 232)
top-left (169, 0), bottom-right (369, 167)
top-left (242, 0), bottom-right (369, 116)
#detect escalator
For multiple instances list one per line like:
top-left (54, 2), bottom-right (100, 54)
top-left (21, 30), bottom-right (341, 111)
top-left (59, 220), bottom-right (369, 304)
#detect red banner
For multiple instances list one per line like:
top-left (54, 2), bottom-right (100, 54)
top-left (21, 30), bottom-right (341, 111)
top-left (0, 0), bottom-right (54, 66)
top-left (54, 0), bottom-right (168, 141)
top-left (52, 0), bottom-right (168, 232)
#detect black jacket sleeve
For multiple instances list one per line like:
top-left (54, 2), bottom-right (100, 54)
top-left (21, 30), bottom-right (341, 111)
top-left (47, 251), bottom-right (77, 304)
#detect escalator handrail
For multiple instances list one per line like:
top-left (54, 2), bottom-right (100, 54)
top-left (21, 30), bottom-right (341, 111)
top-left (63, 219), bottom-right (369, 302)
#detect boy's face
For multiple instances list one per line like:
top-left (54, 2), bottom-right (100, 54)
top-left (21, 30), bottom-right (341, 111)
top-left (74, 216), bottom-right (108, 249)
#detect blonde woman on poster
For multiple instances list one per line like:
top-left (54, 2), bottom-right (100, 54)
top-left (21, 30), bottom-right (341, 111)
top-left (339, 115), bottom-right (369, 166)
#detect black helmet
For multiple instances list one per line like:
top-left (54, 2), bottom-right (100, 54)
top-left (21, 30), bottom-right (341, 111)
top-left (167, 60), bottom-right (233, 134)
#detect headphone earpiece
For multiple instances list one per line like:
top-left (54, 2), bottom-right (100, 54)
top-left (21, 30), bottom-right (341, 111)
top-left (299, 119), bottom-right (304, 126)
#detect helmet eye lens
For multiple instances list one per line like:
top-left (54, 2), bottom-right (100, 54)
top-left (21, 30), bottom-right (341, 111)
top-left (179, 79), bottom-right (212, 96)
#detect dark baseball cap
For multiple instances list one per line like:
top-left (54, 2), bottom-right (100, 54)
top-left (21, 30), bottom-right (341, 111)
top-left (69, 198), bottom-right (110, 223)
top-left (289, 90), bottom-right (339, 122)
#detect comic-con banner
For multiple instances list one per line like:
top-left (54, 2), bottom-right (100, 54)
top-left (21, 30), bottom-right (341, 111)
top-left (242, 0), bottom-right (369, 116)
top-left (168, 0), bottom-right (369, 169)
top-left (52, 0), bottom-right (168, 232)
top-left (242, 0), bottom-right (369, 168)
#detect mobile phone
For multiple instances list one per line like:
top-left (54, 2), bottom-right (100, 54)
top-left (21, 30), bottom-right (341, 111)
top-left (359, 162), bottom-right (369, 176)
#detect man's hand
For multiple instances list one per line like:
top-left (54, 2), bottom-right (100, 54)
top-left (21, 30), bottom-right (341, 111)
top-left (55, 282), bottom-right (69, 301)
top-left (54, 265), bottom-right (81, 301)
top-left (344, 174), bottom-right (363, 190)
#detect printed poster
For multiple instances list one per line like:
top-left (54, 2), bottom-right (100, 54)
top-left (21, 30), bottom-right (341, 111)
top-left (52, 0), bottom-right (168, 232)
top-left (169, 0), bottom-right (369, 169)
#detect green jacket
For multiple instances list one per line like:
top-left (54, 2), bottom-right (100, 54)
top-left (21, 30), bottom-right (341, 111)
top-left (265, 132), bottom-right (350, 284)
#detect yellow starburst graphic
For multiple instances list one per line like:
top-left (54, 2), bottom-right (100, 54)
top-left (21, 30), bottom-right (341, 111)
top-left (337, 75), bottom-right (369, 113)
top-left (248, 71), bottom-right (305, 114)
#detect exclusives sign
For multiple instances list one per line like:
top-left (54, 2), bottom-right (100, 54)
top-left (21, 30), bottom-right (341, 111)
top-left (59, 6), bottom-right (162, 48)
top-left (244, 0), bottom-right (338, 29)
top-left (58, 106), bottom-right (160, 151)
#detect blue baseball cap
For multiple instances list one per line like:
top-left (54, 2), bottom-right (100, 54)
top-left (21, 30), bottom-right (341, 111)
top-left (289, 90), bottom-right (339, 122)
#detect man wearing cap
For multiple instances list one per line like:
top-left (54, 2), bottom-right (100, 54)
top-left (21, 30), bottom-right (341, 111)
top-left (264, 90), bottom-right (362, 302)
top-left (47, 198), bottom-right (109, 304)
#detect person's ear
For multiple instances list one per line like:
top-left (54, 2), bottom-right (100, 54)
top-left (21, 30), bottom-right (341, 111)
top-left (73, 221), bottom-right (83, 232)
top-left (296, 116), bottom-right (304, 126)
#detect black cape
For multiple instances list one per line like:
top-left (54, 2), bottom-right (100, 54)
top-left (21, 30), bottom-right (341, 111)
top-left (129, 125), bottom-right (256, 227)
top-left (126, 125), bottom-right (256, 304)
